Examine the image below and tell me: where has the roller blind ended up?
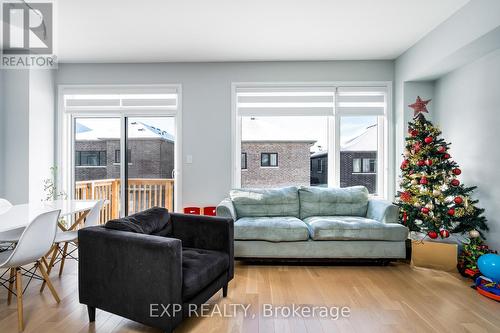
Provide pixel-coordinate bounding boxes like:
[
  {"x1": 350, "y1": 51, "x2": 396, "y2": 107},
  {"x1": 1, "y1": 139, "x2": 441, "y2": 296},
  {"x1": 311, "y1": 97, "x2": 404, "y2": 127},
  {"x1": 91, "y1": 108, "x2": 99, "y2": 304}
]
[
  {"x1": 236, "y1": 86, "x2": 336, "y2": 116},
  {"x1": 236, "y1": 85, "x2": 387, "y2": 116},
  {"x1": 336, "y1": 86, "x2": 387, "y2": 115},
  {"x1": 63, "y1": 86, "x2": 179, "y2": 111}
]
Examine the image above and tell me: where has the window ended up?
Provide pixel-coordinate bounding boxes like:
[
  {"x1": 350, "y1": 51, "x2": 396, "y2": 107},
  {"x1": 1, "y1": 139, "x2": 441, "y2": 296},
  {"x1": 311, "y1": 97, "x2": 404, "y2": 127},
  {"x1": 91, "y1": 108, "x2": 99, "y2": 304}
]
[
  {"x1": 114, "y1": 149, "x2": 132, "y2": 164},
  {"x1": 261, "y1": 153, "x2": 278, "y2": 167},
  {"x1": 353, "y1": 158, "x2": 361, "y2": 173},
  {"x1": 75, "y1": 151, "x2": 106, "y2": 167},
  {"x1": 317, "y1": 159, "x2": 324, "y2": 173},
  {"x1": 234, "y1": 84, "x2": 388, "y2": 196},
  {"x1": 353, "y1": 158, "x2": 376, "y2": 173},
  {"x1": 363, "y1": 158, "x2": 376, "y2": 173},
  {"x1": 241, "y1": 153, "x2": 247, "y2": 170}
]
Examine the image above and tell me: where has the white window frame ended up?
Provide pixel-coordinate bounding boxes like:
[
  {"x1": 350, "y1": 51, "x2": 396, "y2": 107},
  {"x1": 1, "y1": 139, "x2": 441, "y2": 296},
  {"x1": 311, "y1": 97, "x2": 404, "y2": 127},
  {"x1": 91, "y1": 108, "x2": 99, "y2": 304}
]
[
  {"x1": 231, "y1": 81, "x2": 394, "y2": 199},
  {"x1": 57, "y1": 84, "x2": 183, "y2": 214}
]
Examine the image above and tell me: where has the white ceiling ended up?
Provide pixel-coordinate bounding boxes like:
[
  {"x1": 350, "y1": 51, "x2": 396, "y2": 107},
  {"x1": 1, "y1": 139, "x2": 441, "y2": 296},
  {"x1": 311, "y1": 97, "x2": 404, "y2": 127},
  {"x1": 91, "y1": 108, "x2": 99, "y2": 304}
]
[{"x1": 57, "y1": 0, "x2": 470, "y2": 63}]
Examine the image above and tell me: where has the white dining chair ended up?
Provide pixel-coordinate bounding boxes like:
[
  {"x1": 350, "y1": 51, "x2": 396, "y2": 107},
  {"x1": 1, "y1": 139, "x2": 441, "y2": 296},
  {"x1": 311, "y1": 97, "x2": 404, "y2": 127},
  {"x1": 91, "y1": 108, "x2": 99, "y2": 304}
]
[
  {"x1": 0, "y1": 209, "x2": 61, "y2": 332},
  {"x1": 42, "y1": 200, "x2": 105, "y2": 289},
  {"x1": 0, "y1": 198, "x2": 25, "y2": 249}
]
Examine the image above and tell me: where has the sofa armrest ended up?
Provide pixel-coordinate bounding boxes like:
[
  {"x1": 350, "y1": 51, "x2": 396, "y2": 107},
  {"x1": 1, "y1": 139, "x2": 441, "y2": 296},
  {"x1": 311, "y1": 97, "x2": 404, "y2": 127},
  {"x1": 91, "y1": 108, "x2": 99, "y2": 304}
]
[
  {"x1": 78, "y1": 227, "x2": 183, "y2": 330},
  {"x1": 366, "y1": 199, "x2": 400, "y2": 224},
  {"x1": 216, "y1": 198, "x2": 237, "y2": 220},
  {"x1": 170, "y1": 213, "x2": 234, "y2": 279}
]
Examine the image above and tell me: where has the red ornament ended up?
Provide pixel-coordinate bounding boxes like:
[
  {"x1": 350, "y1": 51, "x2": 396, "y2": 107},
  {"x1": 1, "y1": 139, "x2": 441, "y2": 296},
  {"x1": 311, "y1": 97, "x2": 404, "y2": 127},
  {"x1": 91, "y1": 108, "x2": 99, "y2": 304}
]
[
  {"x1": 428, "y1": 231, "x2": 438, "y2": 239},
  {"x1": 421, "y1": 207, "x2": 430, "y2": 214},
  {"x1": 400, "y1": 160, "x2": 409, "y2": 170},
  {"x1": 402, "y1": 212, "x2": 408, "y2": 224},
  {"x1": 400, "y1": 192, "x2": 412, "y2": 202},
  {"x1": 413, "y1": 142, "x2": 422, "y2": 152},
  {"x1": 410, "y1": 130, "x2": 419, "y2": 137},
  {"x1": 454, "y1": 197, "x2": 463, "y2": 205},
  {"x1": 440, "y1": 229, "x2": 450, "y2": 238},
  {"x1": 438, "y1": 146, "x2": 446, "y2": 153},
  {"x1": 425, "y1": 159, "x2": 433, "y2": 166},
  {"x1": 417, "y1": 160, "x2": 425, "y2": 166},
  {"x1": 424, "y1": 136, "x2": 434, "y2": 144},
  {"x1": 447, "y1": 208, "x2": 455, "y2": 216},
  {"x1": 409, "y1": 96, "x2": 431, "y2": 117},
  {"x1": 451, "y1": 179, "x2": 460, "y2": 187},
  {"x1": 420, "y1": 177, "x2": 428, "y2": 185},
  {"x1": 452, "y1": 168, "x2": 462, "y2": 175},
  {"x1": 444, "y1": 153, "x2": 451, "y2": 159}
]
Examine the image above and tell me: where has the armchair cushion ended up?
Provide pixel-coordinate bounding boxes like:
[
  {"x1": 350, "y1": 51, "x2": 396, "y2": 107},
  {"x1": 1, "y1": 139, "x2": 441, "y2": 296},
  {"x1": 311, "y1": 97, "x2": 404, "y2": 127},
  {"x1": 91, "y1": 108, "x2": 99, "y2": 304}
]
[
  {"x1": 105, "y1": 207, "x2": 171, "y2": 235},
  {"x1": 182, "y1": 247, "x2": 229, "y2": 301}
]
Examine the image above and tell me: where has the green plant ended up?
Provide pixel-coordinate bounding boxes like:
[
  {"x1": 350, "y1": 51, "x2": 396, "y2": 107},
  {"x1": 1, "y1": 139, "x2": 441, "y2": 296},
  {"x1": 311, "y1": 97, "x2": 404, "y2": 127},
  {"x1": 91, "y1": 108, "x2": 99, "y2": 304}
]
[{"x1": 42, "y1": 166, "x2": 67, "y2": 201}]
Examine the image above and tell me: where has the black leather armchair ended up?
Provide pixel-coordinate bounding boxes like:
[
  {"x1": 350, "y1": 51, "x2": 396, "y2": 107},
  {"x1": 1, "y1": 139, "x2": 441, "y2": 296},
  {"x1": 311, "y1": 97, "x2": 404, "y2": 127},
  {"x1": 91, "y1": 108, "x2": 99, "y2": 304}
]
[{"x1": 78, "y1": 212, "x2": 234, "y2": 333}]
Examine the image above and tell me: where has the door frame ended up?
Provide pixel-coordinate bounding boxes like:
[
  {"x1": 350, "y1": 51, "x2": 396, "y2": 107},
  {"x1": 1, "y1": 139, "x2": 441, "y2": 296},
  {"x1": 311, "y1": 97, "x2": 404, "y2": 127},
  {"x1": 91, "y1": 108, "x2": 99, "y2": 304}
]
[{"x1": 57, "y1": 84, "x2": 183, "y2": 215}]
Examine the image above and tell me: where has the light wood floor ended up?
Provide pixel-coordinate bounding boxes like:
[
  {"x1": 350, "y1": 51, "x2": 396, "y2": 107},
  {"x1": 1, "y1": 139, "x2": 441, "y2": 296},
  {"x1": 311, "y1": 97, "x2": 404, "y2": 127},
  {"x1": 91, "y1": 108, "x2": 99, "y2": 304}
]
[{"x1": 0, "y1": 260, "x2": 499, "y2": 333}]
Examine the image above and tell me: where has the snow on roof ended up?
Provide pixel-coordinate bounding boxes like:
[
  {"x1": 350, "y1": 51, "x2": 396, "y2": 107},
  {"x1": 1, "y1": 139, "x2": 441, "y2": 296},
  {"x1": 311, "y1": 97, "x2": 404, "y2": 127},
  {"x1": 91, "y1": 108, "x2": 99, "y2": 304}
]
[
  {"x1": 76, "y1": 121, "x2": 174, "y2": 142},
  {"x1": 341, "y1": 124, "x2": 377, "y2": 151}
]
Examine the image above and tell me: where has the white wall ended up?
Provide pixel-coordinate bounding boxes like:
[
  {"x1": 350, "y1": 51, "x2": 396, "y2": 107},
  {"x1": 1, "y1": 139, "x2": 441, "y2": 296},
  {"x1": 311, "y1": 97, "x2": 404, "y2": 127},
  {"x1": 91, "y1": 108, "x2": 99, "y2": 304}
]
[
  {"x1": 29, "y1": 70, "x2": 56, "y2": 203},
  {"x1": 0, "y1": 69, "x2": 4, "y2": 197},
  {"x1": 434, "y1": 49, "x2": 500, "y2": 250},
  {"x1": 2, "y1": 70, "x2": 30, "y2": 204},
  {"x1": 0, "y1": 69, "x2": 55, "y2": 204},
  {"x1": 56, "y1": 61, "x2": 394, "y2": 207},
  {"x1": 395, "y1": 0, "x2": 500, "y2": 173}
]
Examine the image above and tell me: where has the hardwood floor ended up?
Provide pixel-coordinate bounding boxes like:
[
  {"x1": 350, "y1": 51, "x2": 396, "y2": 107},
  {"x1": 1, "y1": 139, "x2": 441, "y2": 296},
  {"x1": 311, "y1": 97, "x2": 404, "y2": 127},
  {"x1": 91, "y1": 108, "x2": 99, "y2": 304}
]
[{"x1": 0, "y1": 260, "x2": 499, "y2": 333}]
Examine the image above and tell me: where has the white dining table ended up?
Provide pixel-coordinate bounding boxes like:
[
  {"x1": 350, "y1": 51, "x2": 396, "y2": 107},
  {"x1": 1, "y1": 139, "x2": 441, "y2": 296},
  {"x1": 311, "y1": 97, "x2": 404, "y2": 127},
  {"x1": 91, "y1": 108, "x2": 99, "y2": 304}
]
[{"x1": 0, "y1": 199, "x2": 99, "y2": 233}]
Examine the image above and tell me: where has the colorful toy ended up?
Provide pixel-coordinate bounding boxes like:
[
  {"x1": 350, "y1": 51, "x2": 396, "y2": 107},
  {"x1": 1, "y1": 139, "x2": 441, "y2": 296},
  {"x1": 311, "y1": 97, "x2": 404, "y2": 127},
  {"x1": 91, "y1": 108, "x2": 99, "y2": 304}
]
[
  {"x1": 477, "y1": 254, "x2": 500, "y2": 282},
  {"x1": 475, "y1": 276, "x2": 500, "y2": 302}
]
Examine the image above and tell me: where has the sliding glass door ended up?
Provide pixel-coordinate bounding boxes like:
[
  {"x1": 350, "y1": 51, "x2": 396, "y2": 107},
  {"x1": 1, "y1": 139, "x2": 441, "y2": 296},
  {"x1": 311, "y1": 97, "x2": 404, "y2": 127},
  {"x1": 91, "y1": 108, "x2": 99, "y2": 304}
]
[
  {"x1": 126, "y1": 117, "x2": 175, "y2": 215},
  {"x1": 74, "y1": 117, "x2": 122, "y2": 222},
  {"x1": 62, "y1": 85, "x2": 181, "y2": 219}
]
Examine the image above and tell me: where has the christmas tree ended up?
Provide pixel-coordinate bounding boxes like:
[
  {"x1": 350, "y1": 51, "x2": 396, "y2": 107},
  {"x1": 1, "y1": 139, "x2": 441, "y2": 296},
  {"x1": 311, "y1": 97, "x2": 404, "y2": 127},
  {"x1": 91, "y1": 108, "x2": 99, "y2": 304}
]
[{"x1": 396, "y1": 97, "x2": 488, "y2": 240}]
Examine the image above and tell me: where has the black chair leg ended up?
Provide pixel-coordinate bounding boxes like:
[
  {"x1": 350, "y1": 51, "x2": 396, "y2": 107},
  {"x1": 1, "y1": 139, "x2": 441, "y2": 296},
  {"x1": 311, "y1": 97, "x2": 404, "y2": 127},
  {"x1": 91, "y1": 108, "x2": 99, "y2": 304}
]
[
  {"x1": 88, "y1": 306, "x2": 96, "y2": 322},
  {"x1": 222, "y1": 283, "x2": 228, "y2": 297}
]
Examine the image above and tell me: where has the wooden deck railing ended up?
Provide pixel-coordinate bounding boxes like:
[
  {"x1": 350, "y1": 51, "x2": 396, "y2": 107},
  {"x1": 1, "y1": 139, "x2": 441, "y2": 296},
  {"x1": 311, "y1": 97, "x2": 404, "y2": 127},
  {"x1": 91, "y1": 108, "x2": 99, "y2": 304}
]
[{"x1": 75, "y1": 178, "x2": 174, "y2": 223}]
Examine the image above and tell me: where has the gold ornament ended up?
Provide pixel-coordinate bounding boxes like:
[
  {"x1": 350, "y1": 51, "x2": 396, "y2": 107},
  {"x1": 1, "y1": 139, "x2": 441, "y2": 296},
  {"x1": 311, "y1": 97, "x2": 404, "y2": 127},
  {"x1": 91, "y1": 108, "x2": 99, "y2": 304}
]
[
  {"x1": 425, "y1": 203, "x2": 434, "y2": 210},
  {"x1": 469, "y1": 230, "x2": 480, "y2": 238},
  {"x1": 411, "y1": 179, "x2": 418, "y2": 185},
  {"x1": 432, "y1": 189, "x2": 441, "y2": 197}
]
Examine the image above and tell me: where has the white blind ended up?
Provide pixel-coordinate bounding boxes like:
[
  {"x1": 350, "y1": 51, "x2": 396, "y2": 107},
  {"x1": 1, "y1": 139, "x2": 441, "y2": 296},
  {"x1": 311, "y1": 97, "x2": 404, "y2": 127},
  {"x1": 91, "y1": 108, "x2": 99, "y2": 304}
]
[
  {"x1": 63, "y1": 87, "x2": 179, "y2": 111},
  {"x1": 236, "y1": 86, "x2": 335, "y2": 116},
  {"x1": 336, "y1": 86, "x2": 386, "y2": 115}
]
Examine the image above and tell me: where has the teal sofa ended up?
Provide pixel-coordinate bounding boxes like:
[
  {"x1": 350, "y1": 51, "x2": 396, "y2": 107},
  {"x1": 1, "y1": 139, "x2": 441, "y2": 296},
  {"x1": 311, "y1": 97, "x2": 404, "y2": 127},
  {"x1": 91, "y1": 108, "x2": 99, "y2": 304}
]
[{"x1": 216, "y1": 186, "x2": 408, "y2": 260}]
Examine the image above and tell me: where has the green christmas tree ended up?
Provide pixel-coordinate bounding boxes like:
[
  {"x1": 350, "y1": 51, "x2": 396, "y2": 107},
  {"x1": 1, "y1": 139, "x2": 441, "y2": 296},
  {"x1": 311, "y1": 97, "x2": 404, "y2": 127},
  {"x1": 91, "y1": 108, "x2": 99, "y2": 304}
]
[{"x1": 396, "y1": 97, "x2": 488, "y2": 240}]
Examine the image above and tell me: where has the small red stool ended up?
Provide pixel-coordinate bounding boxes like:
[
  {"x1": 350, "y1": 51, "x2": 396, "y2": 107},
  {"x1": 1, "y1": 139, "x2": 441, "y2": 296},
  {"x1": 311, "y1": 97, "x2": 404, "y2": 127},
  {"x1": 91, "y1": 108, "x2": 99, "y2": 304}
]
[
  {"x1": 203, "y1": 206, "x2": 217, "y2": 216},
  {"x1": 183, "y1": 207, "x2": 201, "y2": 215}
]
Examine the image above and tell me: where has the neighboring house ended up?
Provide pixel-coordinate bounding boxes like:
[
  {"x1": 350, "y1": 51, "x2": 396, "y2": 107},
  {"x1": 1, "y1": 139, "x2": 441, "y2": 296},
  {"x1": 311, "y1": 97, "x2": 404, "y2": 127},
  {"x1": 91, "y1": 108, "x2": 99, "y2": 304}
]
[
  {"x1": 310, "y1": 124, "x2": 378, "y2": 193},
  {"x1": 75, "y1": 122, "x2": 174, "y2": 182},
  {"x1": 241, "y1": 140, "x2": 315, "y2": 188}
]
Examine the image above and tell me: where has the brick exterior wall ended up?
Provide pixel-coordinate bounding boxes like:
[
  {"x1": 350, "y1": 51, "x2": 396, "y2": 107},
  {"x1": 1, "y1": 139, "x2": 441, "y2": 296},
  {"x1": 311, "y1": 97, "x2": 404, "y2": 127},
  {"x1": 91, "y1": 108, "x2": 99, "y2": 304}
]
[
  {"x1": 241, "y1": 141, "x2": 313, "y2": 188},
  {"x1": 310, "y1": 151, "x2": 377, "y2": 193},
  {"x1": 339, "y1": 151, "x2": 377, "y2": 193},
  {"x1": 75, "y1": 139, "x2": 174, "y2": 181}
]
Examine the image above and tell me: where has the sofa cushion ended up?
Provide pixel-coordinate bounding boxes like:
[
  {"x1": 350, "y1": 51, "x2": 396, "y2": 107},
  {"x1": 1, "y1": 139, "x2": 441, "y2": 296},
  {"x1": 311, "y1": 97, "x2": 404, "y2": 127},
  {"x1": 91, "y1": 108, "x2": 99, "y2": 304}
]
[
  {"x1": 234, "y1": 216, "x2": 309, "y2": 242},
  {"x1": 299, "y1": 186, "x2": 369, "y2": 219},
  {"x1": 182, "y1": 247, "x2": 229, "y2": 301},
  {"x1": 230, "y1": 187, "x2": 300, "y2": 218},
  {"x1": 303, "y1": 216, "x2": 408, "y2": 241}
]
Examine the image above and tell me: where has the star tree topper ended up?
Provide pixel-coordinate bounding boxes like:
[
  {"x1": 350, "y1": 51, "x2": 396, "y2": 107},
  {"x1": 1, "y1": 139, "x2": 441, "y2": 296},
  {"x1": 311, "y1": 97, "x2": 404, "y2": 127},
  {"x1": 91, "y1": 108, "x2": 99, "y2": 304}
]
[{"x1": 409, "y1": 96, "x2": 431, "y2": 117}]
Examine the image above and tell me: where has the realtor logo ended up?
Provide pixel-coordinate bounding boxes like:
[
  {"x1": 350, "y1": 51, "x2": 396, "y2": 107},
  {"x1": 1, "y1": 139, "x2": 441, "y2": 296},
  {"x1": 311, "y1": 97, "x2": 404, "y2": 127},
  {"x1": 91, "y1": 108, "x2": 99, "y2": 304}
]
[{"x1": 1, "y1": 1, "x2": 56, "y2": 68}]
